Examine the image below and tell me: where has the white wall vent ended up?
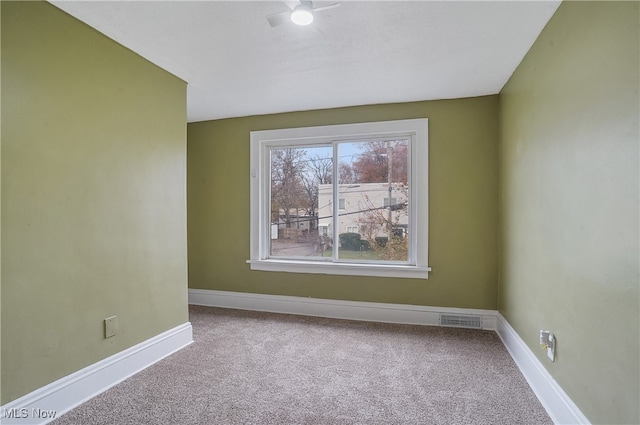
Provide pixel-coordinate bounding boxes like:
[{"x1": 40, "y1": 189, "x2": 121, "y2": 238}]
[{"x1": 439, "y1": 314, "x2": 482, "y2": 329}]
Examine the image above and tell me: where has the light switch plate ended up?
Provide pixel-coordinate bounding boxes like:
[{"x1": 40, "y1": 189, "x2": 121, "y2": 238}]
[{"x1": 104, "y1": 316, "x2": 118, "y2": 338}]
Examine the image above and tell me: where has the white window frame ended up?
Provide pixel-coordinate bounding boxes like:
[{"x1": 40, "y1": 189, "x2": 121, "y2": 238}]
[{"x1": 248, "y1": 119, "x2": 430, "y2": 279}]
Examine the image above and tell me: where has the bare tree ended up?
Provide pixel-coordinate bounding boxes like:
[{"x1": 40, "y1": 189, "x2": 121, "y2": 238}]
[
  {"x1": 271, "y1": 148, "x2": 307, "y2": 229},
  {"x1": 338, "y1": 162, "x2": 356, "y2": 184},
  {"x1": 300, "y1": 155, "x2": 333, "y2": 230},
  {"x1": 352, "y1": 140, "x2": 408, "y2": 184},
  {"x1": 308, "y1": 155, "x2": 333, "y2": 185}
]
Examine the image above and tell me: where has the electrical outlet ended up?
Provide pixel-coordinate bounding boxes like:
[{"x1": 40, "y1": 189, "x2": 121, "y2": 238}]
[
  {"x1": 104, "y1": 316, "x2": 118, "y2": 339},
  {"x1": 539, "y1": 330, "x2": 555, "y2": 362}
]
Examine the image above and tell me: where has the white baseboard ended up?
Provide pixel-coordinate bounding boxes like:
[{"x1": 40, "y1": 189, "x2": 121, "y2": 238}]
[
  {"x1": 188, "y1": 288, "x2": 498, "y2": 330},
  {"x1": 496, "y1": 313, "x2": 590, "y2": 425},
  {"x1": 0, "y1": 322, "x2": 193, "y2": 425}
]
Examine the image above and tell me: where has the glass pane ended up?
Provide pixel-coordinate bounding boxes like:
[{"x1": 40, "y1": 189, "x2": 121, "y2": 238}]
[
  {"x1": 269, "y1": 145, "x2": 333, "y2": 259},
  {"x1": 336, "y1": 139, "x2": 409, "y2": 262}
]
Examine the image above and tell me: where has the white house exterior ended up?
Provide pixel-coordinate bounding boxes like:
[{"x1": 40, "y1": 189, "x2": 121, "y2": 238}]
[{"x1": 317, "y1": 183, "x2": 408, "y2": 241}]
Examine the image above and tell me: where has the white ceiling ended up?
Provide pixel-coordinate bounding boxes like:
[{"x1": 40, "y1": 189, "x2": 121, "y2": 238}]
[{"x1": 50, "y1": 1, "x2": 561, "y2": 123}]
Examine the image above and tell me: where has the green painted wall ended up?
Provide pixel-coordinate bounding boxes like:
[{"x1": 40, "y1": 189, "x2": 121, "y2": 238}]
[
  {"x1": 188, "y1": 96, "x2": 499, "y2": 309},
  {"x1": 499, "y1": 2, "x2": 639, "y2": 424},
  {"x1": 1, "y1": 2, "x2": 188, "y2": 404}
]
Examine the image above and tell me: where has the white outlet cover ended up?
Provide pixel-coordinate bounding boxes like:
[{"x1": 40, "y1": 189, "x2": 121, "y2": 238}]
[
  {"x1": 546, "y1": 334, "x2": 555, "y2": 361},
  {"x1": 105, "y1": 316, "x2": 118, "y2": 338}
]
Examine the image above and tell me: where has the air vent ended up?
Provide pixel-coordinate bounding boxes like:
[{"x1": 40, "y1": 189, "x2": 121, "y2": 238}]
[{"x1": 439, "y1": 314, "x2": 482, "y2": 329}]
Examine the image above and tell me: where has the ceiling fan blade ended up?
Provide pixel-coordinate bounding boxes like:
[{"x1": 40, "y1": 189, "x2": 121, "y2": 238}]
[
  {"x1": 266, "y1": 10, "x2": 292, "y2": 27},
  {"x1": 311, "y1": 3, "x2": 341, "y2": 13},
  {"x1": 283, "y1": 0, "x2": 302, "y2": 11}
]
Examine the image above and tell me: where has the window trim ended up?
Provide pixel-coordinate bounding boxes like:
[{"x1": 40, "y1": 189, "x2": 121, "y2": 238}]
[{"x1": 248, "y1": 119, "x2": 430, "y2": 279}]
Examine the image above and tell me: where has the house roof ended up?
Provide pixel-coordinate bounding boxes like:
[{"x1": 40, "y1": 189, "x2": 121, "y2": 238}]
[{"x1": 50, "y1": 1, "x2": 561, "y2": 123}]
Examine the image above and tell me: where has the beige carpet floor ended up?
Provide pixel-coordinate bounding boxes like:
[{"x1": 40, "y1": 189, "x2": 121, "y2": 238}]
[{"x1": 51, "y1": 305, "x2": 553, "y2": 425}]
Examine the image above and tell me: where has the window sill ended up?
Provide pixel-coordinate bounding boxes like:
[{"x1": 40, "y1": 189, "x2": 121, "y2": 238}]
[{"x1": 246, "y1": 259, "x2": 431, "y2": 279}]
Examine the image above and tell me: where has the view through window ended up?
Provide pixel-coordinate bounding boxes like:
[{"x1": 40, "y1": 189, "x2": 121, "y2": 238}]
[{"x1": 269, "y1": 138, "x2": 410, "y2": 263}]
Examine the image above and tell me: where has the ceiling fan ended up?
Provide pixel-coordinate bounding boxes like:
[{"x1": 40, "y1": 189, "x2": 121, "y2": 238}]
[{"x1": 267, "y1": 0, "x2": 341, "y2": 27}]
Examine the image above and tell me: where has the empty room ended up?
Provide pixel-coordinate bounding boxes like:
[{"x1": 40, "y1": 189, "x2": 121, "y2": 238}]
[{"x1": 1, "y1": 1, "x2": 638, "y2": 424}]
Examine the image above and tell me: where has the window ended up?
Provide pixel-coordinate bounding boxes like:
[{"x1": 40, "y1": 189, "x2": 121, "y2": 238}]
[
  {"x1": 249, "y1": 119, "x2": 430, "y2": 279},
  {"x1": 383, "y1": 197, "x2": 397, "y2": 207}
]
